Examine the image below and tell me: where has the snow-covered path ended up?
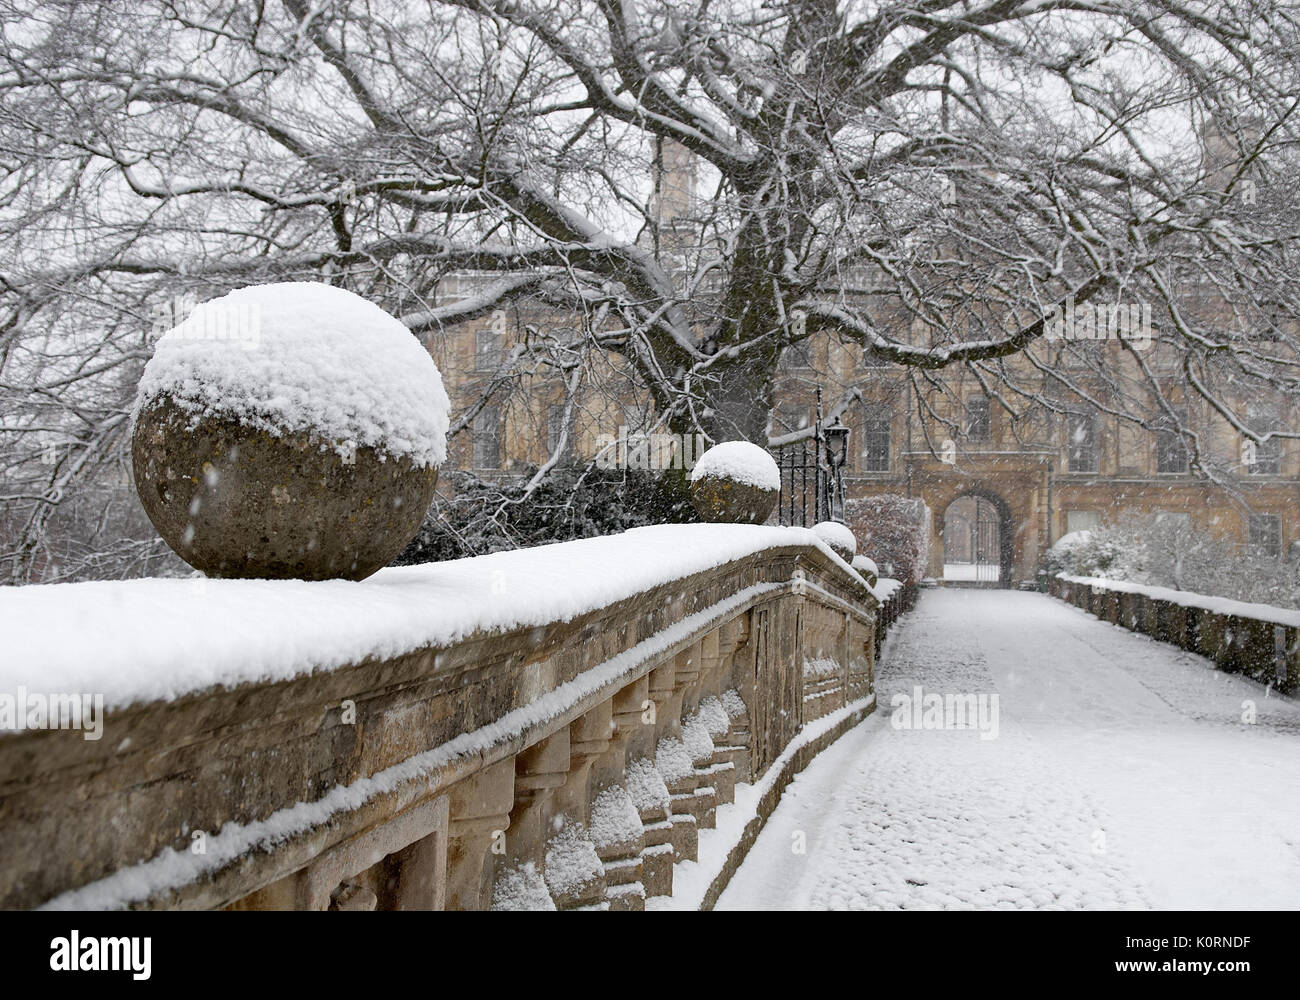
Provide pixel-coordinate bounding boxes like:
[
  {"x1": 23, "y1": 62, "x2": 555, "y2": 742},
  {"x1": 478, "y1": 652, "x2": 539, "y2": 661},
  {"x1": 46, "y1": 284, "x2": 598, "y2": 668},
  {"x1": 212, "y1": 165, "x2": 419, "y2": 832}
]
[{"x1": 716, "y1": 589, "x2": 1300, "y2": 910}]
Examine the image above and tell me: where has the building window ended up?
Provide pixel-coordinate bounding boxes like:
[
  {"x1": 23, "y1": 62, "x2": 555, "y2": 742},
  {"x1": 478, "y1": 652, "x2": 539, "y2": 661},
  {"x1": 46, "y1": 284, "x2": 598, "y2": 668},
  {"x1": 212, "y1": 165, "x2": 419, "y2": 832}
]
[
  {"x1": 439, "y1": 272, "x2": 468, "y2": 303},
  {"x1": 1248, "y1": 436, "x2": 1282, "y2": 475},
  {"x1": 1067, "y1": 412, "x2": 1098, "y2": 472},
  {"x1": 1065, "y1": 510, "x2": 1101, "y2": 534},
  {"x1": 1247, "y1": 405, "x2": 1282, "y2": 475},
  {"x1": 1248, "y1": 514, "x2": 1282, "y2": 557},
  {"x1": 861, "y1": 404, "x2": 891, "y2": 472},
  {"x1": 844, "y1": 264, "x2": 874, "y2": 290},
  {"x1": 547, "y1": 404, "x2": 571, "y2": 460},
  {"x1": 475, "y1": 327, "x2": 502, "y2": 371},
  {"x1": 1155, "y1": 409, "x2": 1189, "y2": 474},
  {"x1": 965, "y1": 398, "x2": 991, "y2": 442},
  {"x1": 473, "y1": 406, "x2": 500, "y2": 469}
]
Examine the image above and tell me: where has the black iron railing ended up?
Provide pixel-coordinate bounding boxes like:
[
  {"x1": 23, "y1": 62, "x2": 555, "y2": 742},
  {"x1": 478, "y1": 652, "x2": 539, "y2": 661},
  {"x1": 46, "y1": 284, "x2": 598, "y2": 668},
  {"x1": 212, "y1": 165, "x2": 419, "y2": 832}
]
[{"x1": 772, "y1": 389, "x2": 848, "y2": 527}]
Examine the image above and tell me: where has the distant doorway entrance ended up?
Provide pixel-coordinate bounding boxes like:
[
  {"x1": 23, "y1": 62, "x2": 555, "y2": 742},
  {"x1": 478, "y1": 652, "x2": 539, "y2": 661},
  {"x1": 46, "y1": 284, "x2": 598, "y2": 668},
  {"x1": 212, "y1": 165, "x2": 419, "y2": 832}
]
[{"x1": 943, "y1": 495, "x2": 1003, "y2": 583}]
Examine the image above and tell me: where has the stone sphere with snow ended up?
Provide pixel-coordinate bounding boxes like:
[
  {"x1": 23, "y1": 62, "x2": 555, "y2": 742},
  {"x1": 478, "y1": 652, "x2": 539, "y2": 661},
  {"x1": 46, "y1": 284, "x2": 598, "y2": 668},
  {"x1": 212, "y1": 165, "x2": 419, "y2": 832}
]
[
  {"x1": 132, "y1": 282, "x2": 449, "y2": 581},
  {"x1": 688, "y1": 441, "x2": 780, "y2": 524},
  {"x1": 852, "y1": 554, "x2": 879, "y2": 587},
  {"x1": 813, "y1": 520, "x2": 857, "y2": 561}
]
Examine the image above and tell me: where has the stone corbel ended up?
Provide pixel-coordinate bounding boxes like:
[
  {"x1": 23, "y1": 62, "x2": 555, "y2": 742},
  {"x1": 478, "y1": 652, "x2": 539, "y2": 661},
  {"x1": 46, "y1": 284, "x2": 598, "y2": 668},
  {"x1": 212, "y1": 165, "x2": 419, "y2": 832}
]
[
  {"x1": 505, "y1": 729, "x2": 571, "y2": 877},
  {"x1": 446, "y1": 758, "x2": 515, "y2": 911},
  {"x1": 292, "y1": 794, "x2": 449, "y2": 911}
]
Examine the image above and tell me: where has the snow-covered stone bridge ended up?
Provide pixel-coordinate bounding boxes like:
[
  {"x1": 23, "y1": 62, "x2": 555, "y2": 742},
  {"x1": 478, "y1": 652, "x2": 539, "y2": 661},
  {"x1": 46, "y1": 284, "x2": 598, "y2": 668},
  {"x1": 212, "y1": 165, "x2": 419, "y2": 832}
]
[
  {"x1": 712, "y1": 588, "x2": 1300, "y2": 910},
  {"x1": 0, "y1": 523, "x2": 905, "y2": 911}
]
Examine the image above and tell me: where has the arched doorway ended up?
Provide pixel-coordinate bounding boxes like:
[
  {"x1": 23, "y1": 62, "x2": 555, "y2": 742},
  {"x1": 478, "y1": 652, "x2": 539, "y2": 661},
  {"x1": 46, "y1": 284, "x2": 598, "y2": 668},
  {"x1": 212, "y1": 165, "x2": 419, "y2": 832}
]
[{"x1": 941, "y1": 491, "x2": 1014, "y2": 586}]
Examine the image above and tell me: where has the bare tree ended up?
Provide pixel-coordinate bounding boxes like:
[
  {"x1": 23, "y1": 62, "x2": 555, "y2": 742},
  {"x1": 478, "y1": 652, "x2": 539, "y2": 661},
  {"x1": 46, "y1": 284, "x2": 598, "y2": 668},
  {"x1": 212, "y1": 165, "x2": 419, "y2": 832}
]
[{"x1": 3, "y1": 0, "x2": 1300, "y2": 581}]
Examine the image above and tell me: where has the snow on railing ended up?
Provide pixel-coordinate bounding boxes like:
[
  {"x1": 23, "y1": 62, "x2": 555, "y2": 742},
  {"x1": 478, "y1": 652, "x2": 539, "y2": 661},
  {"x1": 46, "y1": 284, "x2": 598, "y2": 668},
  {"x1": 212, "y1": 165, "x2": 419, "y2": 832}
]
[
  {"x1": 1057, "y1": 574, "x2": 1300, "y2": 629},
  {"x1": 1051, "y1": 574, "x2": 1298, "y2": 694},
  {"x1": 1, "y1": 523, "x2": 870, "y2": 715},
  {"x1": 0, "y1": 522, "x2": 890, "y2": 912}
]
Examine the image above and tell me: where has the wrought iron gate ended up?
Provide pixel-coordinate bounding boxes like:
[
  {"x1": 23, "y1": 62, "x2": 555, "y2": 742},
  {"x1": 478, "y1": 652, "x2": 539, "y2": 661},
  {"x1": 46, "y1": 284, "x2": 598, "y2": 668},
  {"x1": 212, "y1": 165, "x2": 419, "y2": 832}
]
[
  {"x1": 772, "y1": 391, "x2": 847, "y2": 527},
  {"x1": 972, "y1": 498, "x2": 1001, "y2": 582}
]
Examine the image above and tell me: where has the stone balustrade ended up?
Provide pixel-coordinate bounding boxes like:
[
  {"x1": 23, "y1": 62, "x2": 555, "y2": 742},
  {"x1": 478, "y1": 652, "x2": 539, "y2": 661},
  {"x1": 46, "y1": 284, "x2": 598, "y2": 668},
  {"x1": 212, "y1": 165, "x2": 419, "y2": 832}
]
[
  {"x1": 1050, "y1": 575, "x2": 1299, "y2": 695},
  {"x1": 0, "y1": 524, "x2": 908, "y2": 911}
]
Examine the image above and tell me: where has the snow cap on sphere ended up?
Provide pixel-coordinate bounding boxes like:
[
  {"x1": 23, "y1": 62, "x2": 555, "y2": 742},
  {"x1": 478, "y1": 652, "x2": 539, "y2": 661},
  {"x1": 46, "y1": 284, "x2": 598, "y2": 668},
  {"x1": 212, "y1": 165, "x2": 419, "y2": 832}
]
[
  {"x1": 690, "y1": 440, "x2": 780, "y2": 491},
  {"x1": 134, "y1": 282, "x2": 450, "y2": 468},
  {"x1": 813, "y1": 520, "x2": 857, "y2": 556},
  {"x1": 852, "y1": 554, "x2": 878, "y2": 576}
]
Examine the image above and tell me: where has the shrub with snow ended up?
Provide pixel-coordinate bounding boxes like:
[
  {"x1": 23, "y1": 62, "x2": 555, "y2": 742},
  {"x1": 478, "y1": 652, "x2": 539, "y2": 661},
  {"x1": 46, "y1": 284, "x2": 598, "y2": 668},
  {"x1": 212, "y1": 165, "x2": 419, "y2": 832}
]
[
  {"x1": 1044, "y1": 529, "x2": 1127, "y2": 579},
  {"x1": 681, "y1": 716, "x2": 717, "y2": 764},
  {"x1": 720, "y1": 689, "x2": 747, "y2": 721},
  {"x1": 135, "y1": 282, "x2": 449, "y2": 467},
  {"x1": 396, "y1": 465, "x2": 695, "y2": 564},
  {"x1": 697, "y1": 696, "x2": 731, "y2": 739},
  {"x1": 543, "y1": 822, "x2": 605, "y2": 904},
  {"x1": 844, "y1": 495, "x2": 930, "y2": 584},
  {"x1": 1049, "y1": 512, "x2": 1300, "y2": 610}
]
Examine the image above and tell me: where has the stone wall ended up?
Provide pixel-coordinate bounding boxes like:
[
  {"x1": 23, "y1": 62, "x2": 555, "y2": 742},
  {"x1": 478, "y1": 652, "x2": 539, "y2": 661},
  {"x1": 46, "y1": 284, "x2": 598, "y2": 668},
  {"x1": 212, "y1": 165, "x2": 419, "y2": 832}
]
[
  {"x1": 0, "y1": 535, "x2": 900, "y2": 911},
  {"x1": 1050, "y1": 576, "x2": 1298, "y2": 695}
]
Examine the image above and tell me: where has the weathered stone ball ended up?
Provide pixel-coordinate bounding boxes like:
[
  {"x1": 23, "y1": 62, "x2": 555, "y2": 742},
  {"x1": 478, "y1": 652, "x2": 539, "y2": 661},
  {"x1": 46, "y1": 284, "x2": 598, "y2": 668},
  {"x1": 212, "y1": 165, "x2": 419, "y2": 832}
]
[
  {"x1": 689, "y1": 441, "x2": 780, "y2": 524},
  {"x1": 852, "y1": 554, "x2": 879, "y2": 588},
  {"x1": 132, "y1": 282, "x2": 449, "y2": 581},
  {"x1": 813, "y1": 520, "x2": 857, "y2": 562},
  {"x1": 133, "y1": 396, "x2": 438, "y2": 580}
]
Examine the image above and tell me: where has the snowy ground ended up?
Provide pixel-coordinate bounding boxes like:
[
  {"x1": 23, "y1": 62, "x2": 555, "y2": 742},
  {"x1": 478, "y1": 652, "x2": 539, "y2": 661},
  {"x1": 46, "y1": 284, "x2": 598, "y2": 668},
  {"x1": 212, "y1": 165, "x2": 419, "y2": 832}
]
[{"x1": 716, "y1": 589, "x2": 1300, "y2": 910}]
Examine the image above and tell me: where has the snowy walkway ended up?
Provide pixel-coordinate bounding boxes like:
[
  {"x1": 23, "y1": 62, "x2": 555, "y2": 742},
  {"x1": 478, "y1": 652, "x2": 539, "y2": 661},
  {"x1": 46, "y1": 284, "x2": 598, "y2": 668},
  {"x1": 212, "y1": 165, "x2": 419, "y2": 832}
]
[{"x1": 716, "y1": 589, "x2": 1300, "y2": 910}]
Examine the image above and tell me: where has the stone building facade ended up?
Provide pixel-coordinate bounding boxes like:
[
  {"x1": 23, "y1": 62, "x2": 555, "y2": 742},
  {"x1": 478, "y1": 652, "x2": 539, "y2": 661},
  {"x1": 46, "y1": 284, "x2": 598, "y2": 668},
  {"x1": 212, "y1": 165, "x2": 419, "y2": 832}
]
[{"x1": 423, "y1": 134, "x2": 1298, "y2": 586}]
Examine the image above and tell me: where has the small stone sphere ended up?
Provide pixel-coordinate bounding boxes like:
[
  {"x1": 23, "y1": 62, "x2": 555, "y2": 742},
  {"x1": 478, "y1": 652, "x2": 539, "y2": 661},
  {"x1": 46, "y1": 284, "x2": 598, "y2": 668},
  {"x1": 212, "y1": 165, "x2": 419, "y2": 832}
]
[
  {"x1": 688, "y1": 440, "x2": 781, "y2": 524},
  {"x1": 852, "y1": 555, "x2": 879, "y2": 588},
  {"x1": 813, "y1": 520, "x2": 858, "y2": 562},
  {"x1": 689, "y1": 475, "x2": 779, "y2": 524},
  {"x1": 133, "y1": 395, "x2": 437, "y2": 581}
]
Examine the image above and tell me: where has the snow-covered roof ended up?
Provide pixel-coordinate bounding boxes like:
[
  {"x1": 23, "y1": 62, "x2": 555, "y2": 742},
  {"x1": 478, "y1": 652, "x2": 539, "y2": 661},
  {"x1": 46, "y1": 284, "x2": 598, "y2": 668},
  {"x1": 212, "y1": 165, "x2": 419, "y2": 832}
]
[
  {"x1": 134, "y1": 282, "x2": 450, "y2": 468},
  {"x1": 0, "y1": 524, "x2": 868, "y2": 719}
]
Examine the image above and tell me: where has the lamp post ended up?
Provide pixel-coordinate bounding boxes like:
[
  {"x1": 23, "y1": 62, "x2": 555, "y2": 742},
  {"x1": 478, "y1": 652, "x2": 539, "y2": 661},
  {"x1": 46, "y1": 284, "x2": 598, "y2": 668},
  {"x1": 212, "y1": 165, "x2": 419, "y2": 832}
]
[{"x1": 823, "y1": 418, "x2": 850, "y2": 522}]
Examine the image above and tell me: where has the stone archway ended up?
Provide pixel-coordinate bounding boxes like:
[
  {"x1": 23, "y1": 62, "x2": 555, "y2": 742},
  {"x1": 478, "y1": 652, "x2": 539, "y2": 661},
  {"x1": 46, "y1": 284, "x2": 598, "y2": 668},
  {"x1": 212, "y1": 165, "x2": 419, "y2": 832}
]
[{"x1": 937, "y1": 488, "x2": 1016, "y2": 587}]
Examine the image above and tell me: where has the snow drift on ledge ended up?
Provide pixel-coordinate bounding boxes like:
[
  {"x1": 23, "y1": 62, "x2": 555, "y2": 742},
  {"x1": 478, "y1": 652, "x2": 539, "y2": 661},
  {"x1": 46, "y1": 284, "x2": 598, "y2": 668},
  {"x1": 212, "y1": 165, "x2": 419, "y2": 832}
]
[
  {"x1": 1059, "y1": 574, "x2": 1300, "y2": 628},
  {"x1": 134, "y1": 282, "x2": 450, "y2": 468},
  {"x1": 0, "y1": 524, "x2": 879, "y2": 720}
]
